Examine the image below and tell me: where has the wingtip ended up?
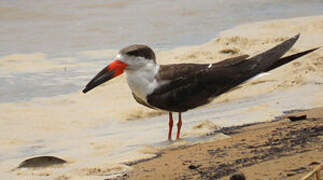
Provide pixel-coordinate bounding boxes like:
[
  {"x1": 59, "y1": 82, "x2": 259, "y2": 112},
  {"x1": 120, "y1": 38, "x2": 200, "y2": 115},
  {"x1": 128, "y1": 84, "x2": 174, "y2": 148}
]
[
  {"x1": 307, "y1": 47, "x2": 320, "y2": 53},
  {"x1": 293, "y1": 33, "x2": 300, "y2": 40},
  {"x1": 314, "y1": 46, "x2": 321, "y2": 51}
]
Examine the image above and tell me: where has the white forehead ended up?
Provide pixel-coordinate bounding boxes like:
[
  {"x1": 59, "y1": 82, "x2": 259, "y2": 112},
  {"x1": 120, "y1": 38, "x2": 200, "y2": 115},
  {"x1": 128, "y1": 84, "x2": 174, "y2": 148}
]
[{"x1": 115, "y1": 54, "x2": 123, "y2": 60}]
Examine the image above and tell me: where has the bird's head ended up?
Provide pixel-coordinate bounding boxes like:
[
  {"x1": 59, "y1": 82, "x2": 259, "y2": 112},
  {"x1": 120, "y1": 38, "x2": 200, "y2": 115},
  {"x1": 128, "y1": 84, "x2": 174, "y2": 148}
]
[{"x1": 82, "y1": 44, "x2": 156, "y2": 93}]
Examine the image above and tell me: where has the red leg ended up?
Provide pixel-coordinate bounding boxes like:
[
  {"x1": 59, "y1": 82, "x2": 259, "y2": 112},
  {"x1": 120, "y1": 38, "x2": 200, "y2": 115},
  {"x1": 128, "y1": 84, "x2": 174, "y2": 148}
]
[
  {"x1": 168, "y1": 112, "x2": 173, "y2": 141},
  {"x1": 176, "y1": 112, "x2": 182, "y2": 140}
]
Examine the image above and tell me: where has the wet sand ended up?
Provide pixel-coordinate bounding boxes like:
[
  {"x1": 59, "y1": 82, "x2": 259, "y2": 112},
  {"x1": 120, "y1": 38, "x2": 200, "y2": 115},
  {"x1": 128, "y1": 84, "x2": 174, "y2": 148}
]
[
  {"x1": 125, "y1": 108, "x2": 323, "y2": 180},
  {"x1": 0, "y1": 15, "x2": 323, "y2": 179}
]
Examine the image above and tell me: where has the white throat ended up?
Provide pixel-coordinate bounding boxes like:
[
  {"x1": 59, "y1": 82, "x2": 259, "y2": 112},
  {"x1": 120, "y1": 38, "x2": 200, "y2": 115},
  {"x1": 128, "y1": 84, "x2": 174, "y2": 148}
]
[{"x1": 125, "y1": 60, "x2": 160, "y2": 102}]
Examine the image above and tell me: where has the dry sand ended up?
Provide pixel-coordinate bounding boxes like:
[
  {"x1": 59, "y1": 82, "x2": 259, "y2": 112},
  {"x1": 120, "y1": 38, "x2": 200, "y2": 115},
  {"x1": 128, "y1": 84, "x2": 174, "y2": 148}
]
[{"x1": 0, "y1": 15, "x2": 323, "y2": 179}]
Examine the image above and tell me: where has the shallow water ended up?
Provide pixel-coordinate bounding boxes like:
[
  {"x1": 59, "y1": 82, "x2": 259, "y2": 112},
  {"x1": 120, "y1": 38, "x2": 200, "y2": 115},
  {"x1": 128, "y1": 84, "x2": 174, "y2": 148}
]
[
  {"x1": 1, "y1": 0, "x2": 323, "y2": 56},
  {"x1": 1, "y1": 0, "x2": 323, "y2": 102}
]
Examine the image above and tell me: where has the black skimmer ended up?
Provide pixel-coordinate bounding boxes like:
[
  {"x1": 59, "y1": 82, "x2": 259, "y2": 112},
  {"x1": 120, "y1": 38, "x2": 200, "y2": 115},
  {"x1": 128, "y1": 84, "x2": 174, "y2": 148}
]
[{"x1": 83, "y1": 34, "x2": 318, "y2": 141}]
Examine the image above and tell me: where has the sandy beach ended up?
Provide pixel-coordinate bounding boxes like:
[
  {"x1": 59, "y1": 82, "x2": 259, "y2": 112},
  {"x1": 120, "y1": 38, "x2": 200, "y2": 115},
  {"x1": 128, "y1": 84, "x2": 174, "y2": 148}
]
[
  {"x1": 125, "y1": 108, "x2": 323, "y2": 180},
  {"x1": 0, "y1": 15, "x2": 322, "y2": 179}
]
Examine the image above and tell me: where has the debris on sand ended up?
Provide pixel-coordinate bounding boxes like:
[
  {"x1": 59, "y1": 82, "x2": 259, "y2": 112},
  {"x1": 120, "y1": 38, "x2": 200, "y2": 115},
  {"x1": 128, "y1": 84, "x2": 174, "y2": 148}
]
[{"x1": 18, "y1": 156, "x2": 66, "y2": 168}]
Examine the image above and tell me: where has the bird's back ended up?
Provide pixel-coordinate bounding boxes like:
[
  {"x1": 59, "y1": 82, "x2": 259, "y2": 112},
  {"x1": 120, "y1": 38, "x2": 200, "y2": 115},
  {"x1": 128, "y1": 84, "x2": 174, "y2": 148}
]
[{"x1": 146, "y1": 34, "x2": 316, "y2": 112}]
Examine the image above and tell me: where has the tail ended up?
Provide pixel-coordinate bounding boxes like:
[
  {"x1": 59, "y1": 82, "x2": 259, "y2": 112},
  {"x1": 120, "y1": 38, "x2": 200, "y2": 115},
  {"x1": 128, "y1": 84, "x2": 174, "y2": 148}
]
[
  {"x1": 204, "y1": 34, "x2": 318, "y2": 100},
  {"x1": 245, "y1": 47, "x2": 319, "y2": 82},
  {"x1": 265, "y1": 47, "x2": 319, "y2": 72},
  {"x1": 246, "y1": 34, "x2": 319, "y2": 76}
]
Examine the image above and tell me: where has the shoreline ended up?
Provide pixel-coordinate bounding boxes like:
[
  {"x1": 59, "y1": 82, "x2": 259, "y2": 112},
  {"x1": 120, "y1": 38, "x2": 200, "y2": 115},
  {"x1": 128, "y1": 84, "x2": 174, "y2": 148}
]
[{"x1": 124, "y1": 107, "x2": 323, "y2": 180}]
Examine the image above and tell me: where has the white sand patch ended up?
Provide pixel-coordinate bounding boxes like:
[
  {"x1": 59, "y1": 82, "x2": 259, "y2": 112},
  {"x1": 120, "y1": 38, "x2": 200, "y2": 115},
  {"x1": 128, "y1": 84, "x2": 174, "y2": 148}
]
[
  {"x1": 183, "y1": 120, "x2": 220, "y2": 137},
  {"x1": 0, "y1": 53, "x2": 95, "y2": 73}
]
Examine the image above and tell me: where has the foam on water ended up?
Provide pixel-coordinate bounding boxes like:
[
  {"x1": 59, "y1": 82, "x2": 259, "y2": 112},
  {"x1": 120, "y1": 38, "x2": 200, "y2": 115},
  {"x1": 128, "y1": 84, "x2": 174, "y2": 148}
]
[{"x1": 0, "y1": 49, "x2": 117, "y2": 102}]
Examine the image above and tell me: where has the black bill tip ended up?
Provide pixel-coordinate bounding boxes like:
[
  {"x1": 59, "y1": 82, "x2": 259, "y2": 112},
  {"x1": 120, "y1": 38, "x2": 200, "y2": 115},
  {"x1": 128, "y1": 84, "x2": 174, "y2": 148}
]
[
  {"x1": 82, "y1": 65, "x2": 115, "y2": 94},
  {"x1": 82, "y1": 88, "x2": 90, "y2": 94},
  {"x1": 82, "y1": 84, "x2": 96, "y2": 94}
]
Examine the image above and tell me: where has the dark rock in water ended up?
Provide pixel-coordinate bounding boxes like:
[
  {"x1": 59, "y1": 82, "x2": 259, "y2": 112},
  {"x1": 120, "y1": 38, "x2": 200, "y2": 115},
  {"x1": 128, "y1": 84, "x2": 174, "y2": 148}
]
[
  {"x1": 18, "y1": 156, "x2": 66, "y2": 168},
  {"x1": 230, "y1": 173, "x2": 246, "y2": 180}
]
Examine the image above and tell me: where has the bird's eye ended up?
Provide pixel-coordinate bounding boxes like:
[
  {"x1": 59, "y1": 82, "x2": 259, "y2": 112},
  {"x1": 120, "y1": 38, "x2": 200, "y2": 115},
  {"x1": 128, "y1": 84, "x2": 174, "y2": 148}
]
[{"x1": 127, "y1": 50, "x2": 139, "y2": 56}]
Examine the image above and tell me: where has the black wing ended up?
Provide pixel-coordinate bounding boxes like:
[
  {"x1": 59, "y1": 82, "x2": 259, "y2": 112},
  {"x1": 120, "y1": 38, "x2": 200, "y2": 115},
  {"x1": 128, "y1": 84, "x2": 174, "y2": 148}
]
[
  {"x1": 147, "y1": 61, "x2": 250, "y2": 112},
  {"x1": 147, "y1": 34, "x2": 317, "y2": 112}
]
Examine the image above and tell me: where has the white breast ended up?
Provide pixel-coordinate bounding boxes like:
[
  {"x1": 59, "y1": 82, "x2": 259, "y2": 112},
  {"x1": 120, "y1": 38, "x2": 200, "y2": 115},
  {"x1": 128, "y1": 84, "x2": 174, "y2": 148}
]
[{"x1": 125, "y1": 62, "x2": 161, "y2": 102}]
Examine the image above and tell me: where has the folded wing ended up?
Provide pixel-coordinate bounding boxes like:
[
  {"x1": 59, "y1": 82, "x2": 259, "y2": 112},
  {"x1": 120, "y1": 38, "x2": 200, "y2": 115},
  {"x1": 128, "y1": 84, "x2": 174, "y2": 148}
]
[{"x1": 147, "y1": 34, "x2": 318, "y2": 112}]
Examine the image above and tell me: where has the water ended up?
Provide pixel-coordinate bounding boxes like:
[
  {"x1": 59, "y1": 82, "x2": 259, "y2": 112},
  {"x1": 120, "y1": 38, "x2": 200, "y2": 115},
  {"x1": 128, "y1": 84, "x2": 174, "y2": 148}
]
[
  {"x1": 1, "y1": 0, "x2": 323, "y2": 102},
  {"x1": 1, "y1": 0, "x2": 323, "y2": 56}
]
